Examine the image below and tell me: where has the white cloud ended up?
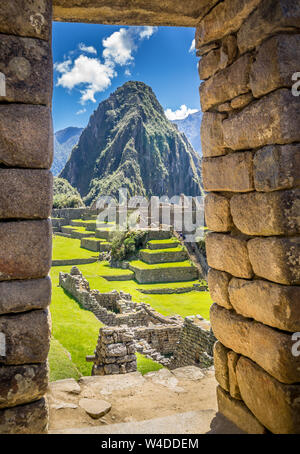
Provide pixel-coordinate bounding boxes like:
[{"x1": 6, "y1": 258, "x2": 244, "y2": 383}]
[
  {"x1": 76, "y1": 108, "x2": 86, "y2": 115},
  {"x1": 124, "y1": 68, "x2": 131, "y2": 77},
  {"x1": 56, "y1": 54, "x2": 116, "y2": 104},
  {"x1": 102, "y1": 28, "x2": 136, "y2": 66},
  {"x1": 139, "y1": 26, "x2": 158, "y2": 40},
  {"x1": 165, "y1": 105, "x2": 199, "y2": 121},
  {"x1": 54, "y1": 26, "x2": 158, "y2": 104},
  {"x1": 189, "y1": 39, "x2": 195, "y2": 53},
  {"x1": 78, "y1": 43, "x2": 97, "y2": 54}
]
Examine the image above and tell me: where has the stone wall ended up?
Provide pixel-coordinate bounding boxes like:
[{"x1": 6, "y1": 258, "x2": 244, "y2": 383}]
[
  {"x1": 0, "y1": 1, "x2": 52, "y2": 434},
  {"x1": 91, "y1": 327, "x2": 137, "y2": 376},
  {"x1": 196, "y1": 0, "x2": 300, "y2": 434},
  {"x1": 170, "y1": 316, "x2": 215, "y2": 369}
]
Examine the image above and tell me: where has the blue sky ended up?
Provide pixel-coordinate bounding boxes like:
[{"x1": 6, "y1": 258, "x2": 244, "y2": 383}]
[{"x1": 52, "y1": 23, "x2": 200, "y2": 132}]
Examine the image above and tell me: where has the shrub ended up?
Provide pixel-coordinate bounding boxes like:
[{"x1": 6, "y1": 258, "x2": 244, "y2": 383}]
[
  {"x1": 53, "y1": 177, "x2": 85, "y2": 208},
  {"x1": 111, "y1": 230, "x2": 147, "y2": 262}
]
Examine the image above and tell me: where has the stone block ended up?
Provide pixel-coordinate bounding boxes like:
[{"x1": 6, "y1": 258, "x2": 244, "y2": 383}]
[
  {"x1": 230, "y1": 92, "x2": 253, "y2": 110},
  {"x1": 200, "y1": 112, "x2": 226, "y2": 158},
  {"x1": 0, "y1": 220, "x2": 52, "y2": 281},
  {"x1": 205, "y1": 193, "x2": 232, "y2": 232},
  {"x1": 219, "y1": 35, "x2": 238, "y2": 70},
  {"x1": 210, "y1": 303, "x2": 300, "y2": 384},
  {"x1": 0, "y1": 169, "x2": 53, "y2": 219},
  {"x1": 236, "y1": 357, "x2": 300, "y2": 434},
  {"x1": 207, "y1": 268, "x2": 232, "y2": 310},
  {"x1": 213, "y1": 341, "x2": 229, "y2": 392},
  {"x1": 0, "y1": 309, "x2": 51, "y2": 365},
  {"x1": 0, "y1": 0, "x2": 51, "y2": 40},
  {"x1": 0, "y1": 397, "x2": 48, "y2": 434},
  {"x1": 195, "y1": 0, "x2": 261, "y2": 48},
  {"x1": 202, "y1": 152, "x2": 254, "y2": 193},
  {"x1": 227, "y1": 350, "x2": 241, "y2": 400},
  {"x1": 250, "y1": 34, "x2": 300, "y2": 98},
  {"x1": 238, "y1": 0, "x2": 300, "y2": 54},
  {"x1": 217, "y1": 386, "x2": 266, "y2": 434},
  {"x1": 223, "y1": 89, "x2": 300, "y2": 151},
  {"x1": 206, "y1": 233, "x2": 253, "y2": 279},
  {"x1": 248, "y1": 237, "x2": 300, "y2": 285},
  {"x1": 0, "y1": 104, "x2": 53, "y2": 169},
  {"x1": 230, "y1": 189, "x2": 300, "y2": 236},
  {"x1": 0, "y1": 276, "x2": 51, "y2": 315},
  {"x1": 253, "y1": 144, "x2": 300, "y2": 192},
  {"x1": 0, "y1": 362, "x2": 48, "y2": 409},
  {"x1": 228, "y1": 278, "x2": 300, "y2": 332},
  {"x1": 199, "y1": 54, "x2": 252, "y2": 111},
  {"x1": 0, "y1": 34, "x2": 52, "y2": 105}
]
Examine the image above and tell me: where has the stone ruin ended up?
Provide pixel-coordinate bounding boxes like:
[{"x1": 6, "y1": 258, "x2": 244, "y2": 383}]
[
  {"x1": 60, "y1": 266, "x2": 216, "y2": 372},
  {"x1": 0, "y1": 0, "x2": 299, "y2": 434}
]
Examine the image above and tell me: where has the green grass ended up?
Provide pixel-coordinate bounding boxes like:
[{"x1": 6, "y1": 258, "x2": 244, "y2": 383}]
[
  {"x1": 129, "y1": 260, "x2": 194, "y2": 270},
  {"x1": 50, "y1": 265, "x2": 103, "y2": 376},
  {"x1": 140, "y1": 246, "x2": 184, "y2": 254},
  {"x1": 52, "y1": 235, "x2": 97, "y2": 260},
  {"x1": 48, "y1": 337, "x2": 82, "y2": 382},
  {"x1": 147, "y1": 238, "x2": 179, "y2": 245}
]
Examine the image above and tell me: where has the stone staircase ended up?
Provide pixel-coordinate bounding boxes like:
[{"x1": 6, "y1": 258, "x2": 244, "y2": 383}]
[{"x1": 133, "y1": 338, "x2": 171, "y2": 367}]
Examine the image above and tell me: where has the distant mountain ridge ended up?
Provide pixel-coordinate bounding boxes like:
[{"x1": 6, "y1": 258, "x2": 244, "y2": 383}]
[
  {"x1": 172, "y1": 111, "x2": 202, "y2": 155},
  {"x1": 60, "y1": 81, "x2": 203, "y2": 205},
  {"x1": 52, "y1": 127, "x2": 83, "y2": 176}
]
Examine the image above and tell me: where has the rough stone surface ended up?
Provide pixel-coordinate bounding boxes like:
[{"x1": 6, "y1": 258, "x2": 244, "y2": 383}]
[
  {"x1": 0, "y1": 0, "x2": 51, "y2": 40},
  {"x1": 230, "y1": 190, "x2": 300, "y2": 236},
  {"x1": 238, "y1": 0, "x2": 300, "y2": 54},
  {"x1": 223, "y1": 89, "x2": 300, "y2": 151},
  {"x1": 0, "y1": 362, "x2": 49, "y2": 409},
  {"x1": 199, "y1": 54, "x2": 252, "y2": 111},
  {"x1": 217, "y1": 386, "x2": 266, "y2": 434},
  {"x1": 198, "y1": 48, "x2": 221, "y2": 80},
  {"x1": 0, "y1": 309, "x2": 51, "y2": 365},
  {"x1": 210, "y1": 303, "x2": 300, "y2": 384},
  {"x1": 53, "y1": 0, "x2": 219, "y2": 27},
  {"x1": 49, "y1": 378, "x2": 81, "y2": 395},
  {"x1": 0, "y1": 169, "x2": 53, "y2": 219},
  {"x1": 0, "y1": 34, "x2": 52, "y2": 105},
  {"x1": 0, "y1": 104, "x2": 53, "y2": 169},
  {"x1": 213, "y1": 341, "x2": 229, "y2": 392},
  {"x1": 202, "y1": 152, "x2": 254, "y2": 193},
  {"x1": 79, "y1": 398, "x2": 111, "y2": 419},
  {"x1": 195, "y1": 0, "x2": 261, "y2": 48},
  {"x1": 236, "y1": 357, "x2": 300, "y2": 434},
  {"x1": 200, "y1": 112, "x2": 226, "y2": 158},
  {"x1": 207, "y1": 268, "x2": 232, "y2": 310},
  {"x1": 230, "y1": 92, "x2": 253, "y2": 110},
  {"x1": 253, "y1": 144, "x2": 300, "y2": 192},
  {"x1": 248, "y1": 237, "x2": 300, "y2": 285},
  {"x1": 0, "y1": 220, "x2": 52, "y2": 281},
  {"x1": 219, "y1": 35, "x2": 238, "y2": 70},
  {"x1": 227, "y1": 351, "x2": 241, "y2": 400},
  {"x1": 250, "y1": 34, "x2": 300, "y2": 98},
  {"x1": 206, "y1": 233, "x2": 253, "y2": 279},
  {"x1": 204, "y1": 193, "x2": 232, "y2": 232},
  {"x1": 0, "y1": 397, "x2": 48, "y2": 434},
  {"x1": 171, "y1": 366, "x2": 205, "y2": 381},
  {"x1": 228, "y1": 278, "x2": 300, "y2": 332},
  {"x1": 0, "y1": 276, "x2": 51, "y2": 315}
]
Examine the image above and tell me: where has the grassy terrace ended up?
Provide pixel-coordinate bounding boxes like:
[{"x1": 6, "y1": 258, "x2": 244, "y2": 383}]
[
  {"x1": 140, "y1": 246, "x2": 184, "y2": 254},
  {"x1": 129, "y1": 259, "x2": 194, "y2": 269},
  {"x1": 49, "y1": 234, "x2": 212, "y2": 381},
  {"x1": 52, "y1": 235, "x2": 97, "y2": 260}
]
